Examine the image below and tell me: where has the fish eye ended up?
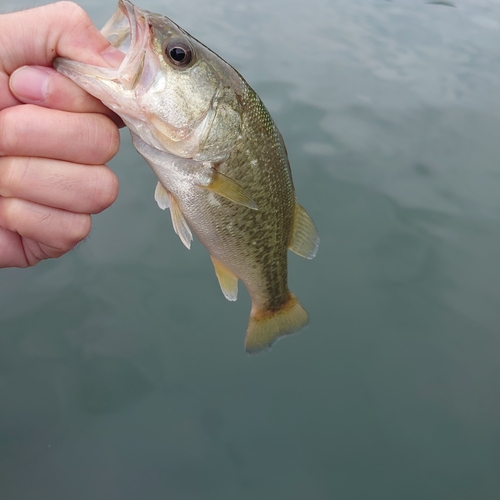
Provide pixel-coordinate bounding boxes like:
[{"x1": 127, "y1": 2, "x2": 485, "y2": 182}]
[{"x1": 163, "y1": 39, "x2": 193, "y2": 67}]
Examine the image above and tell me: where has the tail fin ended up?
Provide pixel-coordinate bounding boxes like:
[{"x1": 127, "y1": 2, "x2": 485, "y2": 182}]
[{"x1": 244, "y1": 293, "x2": 308, "y2": 354}]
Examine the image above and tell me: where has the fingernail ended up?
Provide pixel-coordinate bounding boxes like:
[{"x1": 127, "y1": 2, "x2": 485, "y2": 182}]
[
  {"x1": 9, "y1": 66, "x2": 52, "y2": 102},
  {"x1": 101, "y1": 45, "x2": 125, "y2": 67}
]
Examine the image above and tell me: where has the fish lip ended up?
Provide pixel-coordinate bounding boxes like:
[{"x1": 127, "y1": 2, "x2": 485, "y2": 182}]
[
  {"x1": 55, "y1": 1, "x2": 146, "y2": 88},
  {"x1": 100, "y1": 0, "x2": 150, "y2": 90},
  {"x1": 100, "y1": 0, "x2": 132, "y2": 51}
]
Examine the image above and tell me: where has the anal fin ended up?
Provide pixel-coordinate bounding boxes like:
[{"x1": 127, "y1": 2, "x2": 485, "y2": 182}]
[
  {"x1": 211, "y1": 256, "x2": 238, "y2": 301},
  {"x1": 289, "y1": 202, "x2": 319, "y2": 259}
]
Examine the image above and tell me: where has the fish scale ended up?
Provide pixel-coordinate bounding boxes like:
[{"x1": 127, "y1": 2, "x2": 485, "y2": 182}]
[{"x1": 54, "y1": 0, "x2": 319, "y2": 353}]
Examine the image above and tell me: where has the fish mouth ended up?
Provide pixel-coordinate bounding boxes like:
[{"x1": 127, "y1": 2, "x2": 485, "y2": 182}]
[
  {"x1": 100, "y1": 0, "x2": 151, "y2": 90},
  {"x1": 54, "y1": 0, "x2": 153, "y2": 92},
  {"x1": 100, "y1": 0, "x2": 135, "y2": 54},
  {"x1": 54, "y1": 0, "x2": 216, "y2": 157}
]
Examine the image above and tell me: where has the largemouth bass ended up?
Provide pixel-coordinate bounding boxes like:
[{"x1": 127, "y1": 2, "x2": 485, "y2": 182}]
[{"x1": 55, "y1": 0, "x2": 319, "y2": 353}]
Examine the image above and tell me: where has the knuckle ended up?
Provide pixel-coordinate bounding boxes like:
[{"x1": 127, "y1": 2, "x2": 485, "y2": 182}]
[
  {"x1": 92, "y1": 168, "x2": 119, "y2": 213},
  {"x1": 78, "y1": 114, "x2": 120, "y2": 164},
  {"x1": 97, "y1": 116, "x2": 121, "y2": 160},
  {"x1": 0, "y1": 106, "x2": 41, "y2": 156},
  {"x1": 0, "y1": 107, "x2": 21, "y2": 155},
  {"x1": 71, "y1": 90, "x2": 98, "y2": 111},
  {"x1": 0, "y1": 197, "x2": 22, "y2": 231},
  {"x1": 58, "y1": 2, "x2": 90, "y2": 23},
  {"x1": 61, "y1": 213, "x2": 91, "y2": 249},
  {"x1": 0, "y1": 157, "x2": 30, "y2": 196}
]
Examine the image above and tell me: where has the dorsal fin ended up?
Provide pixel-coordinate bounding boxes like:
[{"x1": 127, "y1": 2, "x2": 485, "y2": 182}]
[{"x1": 289, "y1": 202, "x2": 319, "y2": 259}]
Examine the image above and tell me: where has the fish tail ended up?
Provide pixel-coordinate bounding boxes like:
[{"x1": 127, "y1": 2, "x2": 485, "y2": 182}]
[{"x1": 245, "y1": 293, "x2": 308, "y2": 354}]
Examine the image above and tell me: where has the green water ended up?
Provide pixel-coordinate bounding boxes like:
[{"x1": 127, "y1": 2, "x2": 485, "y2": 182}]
[{"x1": 2, "y1": 0, "x2": 500, "y2": 498}]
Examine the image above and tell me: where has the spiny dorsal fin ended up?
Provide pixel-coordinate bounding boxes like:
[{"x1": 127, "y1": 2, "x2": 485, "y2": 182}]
[
  {"x1": 289, "y1": 202, "x2": 319, "y2": 259},
  {"x1": 202, "y1": 170, "x2": 258, "y2": 210},
  {"x1": 210, "y1": 256, "x2": 239, "y2": 301},
  {"x1": 168, "y1": 194, "x2": 193, "y2": 250},
  {"x1": 154, "y1": 181, "x2": 170, "y2": 210}
]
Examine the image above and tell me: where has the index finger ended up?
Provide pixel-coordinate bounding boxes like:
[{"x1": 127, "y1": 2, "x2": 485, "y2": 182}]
[
  {"x1": 0, "y1": 2, "x2": 124, "y2": 110},
  {"x1": 0, "y1": 2, "x2": 122, "y2": 75}
]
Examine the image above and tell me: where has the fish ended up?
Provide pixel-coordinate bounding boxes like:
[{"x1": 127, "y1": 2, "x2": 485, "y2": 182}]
[{"x1": 54, "y1": 0, "x2": 319, "y2": 353}]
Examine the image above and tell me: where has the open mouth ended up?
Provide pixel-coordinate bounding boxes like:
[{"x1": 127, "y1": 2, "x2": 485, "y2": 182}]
[
  {"x1": 53, "y1": 0, "x2": 150, "y2": 92},
  {"x1": 100, "y1": 0, "x2": 150, "y2": 90},
  {"x1": 101, "y1": 0, "x2": 135, "y2": 55}
]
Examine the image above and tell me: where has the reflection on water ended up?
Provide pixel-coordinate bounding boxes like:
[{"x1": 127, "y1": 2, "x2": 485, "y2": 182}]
[{"x1": 1, "y1": 0, "x2": 500, "y2": 498}]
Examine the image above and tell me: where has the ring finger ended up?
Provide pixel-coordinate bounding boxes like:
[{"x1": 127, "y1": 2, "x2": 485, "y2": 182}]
[{"x1": 0, "y1": 155, "x2": 119, "y2": 214}]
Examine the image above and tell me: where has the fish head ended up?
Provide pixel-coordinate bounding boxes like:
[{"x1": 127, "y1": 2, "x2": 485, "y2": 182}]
[{"x1": 55, "y1": 0, "x2": 244, "y2": 160}]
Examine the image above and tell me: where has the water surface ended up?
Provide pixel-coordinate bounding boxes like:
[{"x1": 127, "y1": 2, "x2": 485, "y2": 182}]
[{"x1": 1, "y1": 0, "x2": 500, "y2": 498}]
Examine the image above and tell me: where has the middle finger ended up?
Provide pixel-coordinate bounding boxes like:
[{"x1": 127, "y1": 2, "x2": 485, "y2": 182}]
[{"x1": 0, "y1": 104, "x2": 120, "y2": 165}]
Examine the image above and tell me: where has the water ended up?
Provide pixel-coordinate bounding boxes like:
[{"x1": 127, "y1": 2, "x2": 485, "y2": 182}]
[{"x1": 1, "y1": 0, "x2": 500, "y2": 498}]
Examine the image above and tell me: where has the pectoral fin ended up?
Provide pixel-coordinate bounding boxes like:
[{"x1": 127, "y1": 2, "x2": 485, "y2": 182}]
[
  {"x1": 168, "y1": 194, "x2": 193, "y2": 250},
  {"x1": 153, "y1": 181, "x2": 192, "y2": 248},
  {"x1": 289, "y1": 202, "x2": 319, "y2": 259},
  {"x1": 210, "y1": 256, "x2": 238, "y2": 301},
  {"x1": 154, "y1": 181, "x2": 170, "y2": 210},
  {"x1": 202, "y1": 170, "x2": 258, "y2": 210}
]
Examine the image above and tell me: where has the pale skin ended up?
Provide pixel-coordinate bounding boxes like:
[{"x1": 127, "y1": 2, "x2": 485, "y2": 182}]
[{"x1": 0, "y1": 2, "x2": 125, "y2": 268}]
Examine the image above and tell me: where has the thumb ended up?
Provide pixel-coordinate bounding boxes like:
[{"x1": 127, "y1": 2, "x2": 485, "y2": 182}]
[{"x1": 0, "y1": 2, "x2": 123, "y2": 75}]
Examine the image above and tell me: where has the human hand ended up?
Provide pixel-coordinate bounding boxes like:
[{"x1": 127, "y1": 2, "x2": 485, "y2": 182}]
[{"x1": 0, "y1": 2, "x2": 125, "y2": 268}]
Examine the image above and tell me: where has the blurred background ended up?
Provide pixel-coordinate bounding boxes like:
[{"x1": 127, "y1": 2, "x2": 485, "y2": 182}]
[{"x1": 1, "y1": 0, "x2": 500, "y2": 498}]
